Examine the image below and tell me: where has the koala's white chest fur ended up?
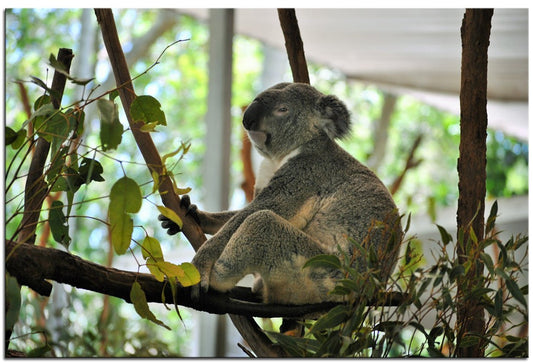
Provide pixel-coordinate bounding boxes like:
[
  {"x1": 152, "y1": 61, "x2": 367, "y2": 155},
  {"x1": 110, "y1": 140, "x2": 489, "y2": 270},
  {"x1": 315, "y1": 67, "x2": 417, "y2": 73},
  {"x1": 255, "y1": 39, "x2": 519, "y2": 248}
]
[{"x1": 254, "y1": 149, "x2": 300, "y2": 193}]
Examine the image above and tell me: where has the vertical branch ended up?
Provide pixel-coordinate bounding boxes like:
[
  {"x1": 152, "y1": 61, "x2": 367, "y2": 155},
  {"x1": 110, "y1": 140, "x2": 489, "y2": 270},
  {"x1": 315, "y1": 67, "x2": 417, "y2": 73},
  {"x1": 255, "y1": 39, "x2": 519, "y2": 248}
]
[
  {"x1": 456, "y1": 8, "x2": 493, "y2": 357},
  {"x1": 93, "y1": 8, "x2": 206, "y2": 250},
  {"x1": 277, "y1": 9, "x2": 310, "y2": 84},
  {"x1": 16, "y1": 48, "x2": 74, "y2": 245}
]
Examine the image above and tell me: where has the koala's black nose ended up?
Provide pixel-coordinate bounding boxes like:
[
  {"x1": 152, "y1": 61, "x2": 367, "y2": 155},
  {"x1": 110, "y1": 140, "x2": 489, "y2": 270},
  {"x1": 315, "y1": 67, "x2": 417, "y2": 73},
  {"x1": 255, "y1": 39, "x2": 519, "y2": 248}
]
[{"x1": 243, "y1": 100, "x2": 264, "y2": 130}]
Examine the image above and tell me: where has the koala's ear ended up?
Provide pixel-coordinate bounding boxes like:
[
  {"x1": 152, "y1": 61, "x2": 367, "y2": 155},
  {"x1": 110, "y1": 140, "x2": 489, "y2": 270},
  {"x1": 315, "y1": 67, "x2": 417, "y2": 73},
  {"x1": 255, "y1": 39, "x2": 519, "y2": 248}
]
[{"x1": 317, "y1": 95, "x2": 351, "y2": 139}]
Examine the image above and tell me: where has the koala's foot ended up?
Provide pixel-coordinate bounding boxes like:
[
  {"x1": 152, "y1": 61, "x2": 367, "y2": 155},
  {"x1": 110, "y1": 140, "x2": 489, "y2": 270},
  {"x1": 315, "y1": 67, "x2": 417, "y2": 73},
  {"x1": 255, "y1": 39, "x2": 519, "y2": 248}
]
[
  {"x1": 190, "y1": 283, "x2": 201, "y2": 302},
  {"x1": 158, "y1": 195, "x2": 200, "y2": 235},
  {"x1": 280, "y1": 319, "x2": 304, "y2": 337}
]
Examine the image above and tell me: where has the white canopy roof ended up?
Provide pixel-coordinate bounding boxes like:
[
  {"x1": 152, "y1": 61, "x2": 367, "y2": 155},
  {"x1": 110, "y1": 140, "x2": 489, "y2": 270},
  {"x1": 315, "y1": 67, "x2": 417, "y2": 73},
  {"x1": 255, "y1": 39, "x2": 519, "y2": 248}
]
[{"x1": 181, "y1": 8, "x2": 528, "y2": 139}]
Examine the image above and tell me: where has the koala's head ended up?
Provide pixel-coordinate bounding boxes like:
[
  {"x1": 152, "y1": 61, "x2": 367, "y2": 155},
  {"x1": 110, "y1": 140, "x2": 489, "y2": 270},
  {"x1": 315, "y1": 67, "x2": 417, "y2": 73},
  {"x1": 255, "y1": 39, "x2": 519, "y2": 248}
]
[{"x1": 243, "y1": 82, "x2": 351, "y2": 159}]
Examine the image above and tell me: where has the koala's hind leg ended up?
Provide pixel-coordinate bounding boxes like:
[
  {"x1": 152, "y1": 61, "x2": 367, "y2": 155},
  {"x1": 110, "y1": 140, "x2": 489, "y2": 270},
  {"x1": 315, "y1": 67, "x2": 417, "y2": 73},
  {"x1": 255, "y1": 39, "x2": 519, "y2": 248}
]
[{"x1": 209, "y1": 210, "x2": 339, "y2": 305}]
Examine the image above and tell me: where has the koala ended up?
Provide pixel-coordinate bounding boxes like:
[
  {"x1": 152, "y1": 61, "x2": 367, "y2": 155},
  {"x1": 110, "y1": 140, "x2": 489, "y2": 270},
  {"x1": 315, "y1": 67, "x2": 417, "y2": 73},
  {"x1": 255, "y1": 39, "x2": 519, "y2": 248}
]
[{"x1": 161, "y1": 82, "x2": 401, "y2": 305}]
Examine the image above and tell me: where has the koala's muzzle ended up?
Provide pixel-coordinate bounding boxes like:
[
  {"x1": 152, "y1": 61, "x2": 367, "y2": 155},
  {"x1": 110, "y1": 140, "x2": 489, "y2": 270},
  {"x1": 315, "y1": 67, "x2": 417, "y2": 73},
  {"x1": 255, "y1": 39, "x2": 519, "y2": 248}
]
[
  {"x1": 243, "y1": 100, "x2": 269, "y2": 148},
  {"x1": 242, "y1": 99, "x2": 264, "y2": 131}
]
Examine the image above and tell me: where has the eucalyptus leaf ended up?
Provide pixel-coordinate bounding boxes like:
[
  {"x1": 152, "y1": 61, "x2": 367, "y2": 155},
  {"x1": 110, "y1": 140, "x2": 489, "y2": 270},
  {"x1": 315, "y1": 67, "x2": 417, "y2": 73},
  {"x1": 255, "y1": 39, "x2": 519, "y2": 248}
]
[
  {"x1": 97, "y1": 98, "x2": 123, "y2": 151},
  {"x1": 130, "y1": 281, "x2": 170, "y2": 330},
  {"x1": 130, "y1": 95, "x2": 167, "y2": 126}
]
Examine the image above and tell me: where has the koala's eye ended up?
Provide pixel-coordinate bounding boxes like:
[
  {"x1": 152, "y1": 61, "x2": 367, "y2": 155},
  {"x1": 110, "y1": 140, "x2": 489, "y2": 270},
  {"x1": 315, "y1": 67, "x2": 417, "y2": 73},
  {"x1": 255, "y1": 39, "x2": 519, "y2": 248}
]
[{"x1": 275, "y1": 106, "x2": 289, "y2": 115}]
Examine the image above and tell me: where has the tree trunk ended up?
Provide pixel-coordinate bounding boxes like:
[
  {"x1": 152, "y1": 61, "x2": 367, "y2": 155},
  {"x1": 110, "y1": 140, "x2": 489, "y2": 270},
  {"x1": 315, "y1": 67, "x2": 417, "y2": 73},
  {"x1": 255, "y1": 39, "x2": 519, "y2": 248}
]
[{"x1": 456, "y1": 8, "x2": 493, "y2": 358}]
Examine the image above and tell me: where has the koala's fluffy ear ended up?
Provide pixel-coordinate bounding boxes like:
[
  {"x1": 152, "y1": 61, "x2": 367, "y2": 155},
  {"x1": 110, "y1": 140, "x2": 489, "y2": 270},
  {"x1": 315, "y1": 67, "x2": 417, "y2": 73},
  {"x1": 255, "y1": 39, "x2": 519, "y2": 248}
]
[{"x1": 317, "y1": 95, "x2": 351, "y2": 139}]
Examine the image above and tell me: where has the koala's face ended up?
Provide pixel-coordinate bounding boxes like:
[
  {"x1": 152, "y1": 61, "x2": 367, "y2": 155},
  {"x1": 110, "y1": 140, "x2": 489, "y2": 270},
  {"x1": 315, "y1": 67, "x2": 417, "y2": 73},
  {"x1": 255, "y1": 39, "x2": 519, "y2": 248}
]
[{"x1": 243, "y1": 83, "x2": 351, "y2": 159}]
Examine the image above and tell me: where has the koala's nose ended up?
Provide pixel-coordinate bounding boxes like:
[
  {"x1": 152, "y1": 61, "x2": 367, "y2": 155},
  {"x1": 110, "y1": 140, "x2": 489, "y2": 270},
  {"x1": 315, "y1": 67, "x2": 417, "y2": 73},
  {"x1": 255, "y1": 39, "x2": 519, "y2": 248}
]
[{"x1": 243, "y1": 100, "x2": 264, "y2": 130}]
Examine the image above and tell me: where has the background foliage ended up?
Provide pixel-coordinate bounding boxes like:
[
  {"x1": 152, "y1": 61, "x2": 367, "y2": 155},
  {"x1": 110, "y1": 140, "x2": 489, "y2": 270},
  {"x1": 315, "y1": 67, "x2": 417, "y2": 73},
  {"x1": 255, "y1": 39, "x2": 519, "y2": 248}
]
[{"x1": 5, "y1": 9, "x2": 528, "y2": 357}]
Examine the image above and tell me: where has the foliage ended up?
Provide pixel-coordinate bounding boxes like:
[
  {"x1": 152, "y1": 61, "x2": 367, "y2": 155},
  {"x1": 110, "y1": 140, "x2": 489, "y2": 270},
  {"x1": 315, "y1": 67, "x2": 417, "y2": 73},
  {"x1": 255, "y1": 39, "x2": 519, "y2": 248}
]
[
  {"x1": 267, "y1": 204, "x2": 528, "y2": 358},
  {"x1": 5, "y1": 13, "x2": 204, "y2": 356}
]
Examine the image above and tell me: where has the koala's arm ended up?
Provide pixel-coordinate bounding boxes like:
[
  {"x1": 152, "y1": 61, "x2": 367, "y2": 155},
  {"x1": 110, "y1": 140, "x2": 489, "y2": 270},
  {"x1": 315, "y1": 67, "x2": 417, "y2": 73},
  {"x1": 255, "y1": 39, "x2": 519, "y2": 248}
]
[
  {"x1": 194, "y1": 210, "x2": 239, "y2": 235},
  {"x1": 159, "y1": 195, "x2": 239, "y2": 236}
]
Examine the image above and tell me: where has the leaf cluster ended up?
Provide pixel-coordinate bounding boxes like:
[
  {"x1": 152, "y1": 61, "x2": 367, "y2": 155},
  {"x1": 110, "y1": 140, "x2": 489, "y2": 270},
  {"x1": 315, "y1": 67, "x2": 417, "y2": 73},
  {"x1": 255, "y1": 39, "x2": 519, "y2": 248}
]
[
  {"x1": 6, "y1": 48, "x2": 200, "y2": 341},
  {"x1": 268, "y1": 204, "x2": 528, "y2": 358}
]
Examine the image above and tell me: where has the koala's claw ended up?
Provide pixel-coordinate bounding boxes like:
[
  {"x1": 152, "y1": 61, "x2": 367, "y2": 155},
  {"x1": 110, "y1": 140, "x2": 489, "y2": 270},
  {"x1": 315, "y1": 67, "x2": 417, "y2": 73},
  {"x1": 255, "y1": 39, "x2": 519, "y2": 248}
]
[
  {"x1": 158, "y1": 214, "x2": 182, "y2": 235},
  {"x1": 158, "y1": 195, "x2": 200, "y2": 235},
  {"x1": 190, "y1": 284, "x2": 201, "y2": 302}
]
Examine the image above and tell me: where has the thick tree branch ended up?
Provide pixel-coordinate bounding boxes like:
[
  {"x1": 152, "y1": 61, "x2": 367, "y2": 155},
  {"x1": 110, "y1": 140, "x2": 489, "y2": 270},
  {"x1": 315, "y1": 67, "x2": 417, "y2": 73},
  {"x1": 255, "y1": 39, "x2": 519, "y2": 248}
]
[{"x1": 6, "y1": 240, "x2": 409, "y2": 318}]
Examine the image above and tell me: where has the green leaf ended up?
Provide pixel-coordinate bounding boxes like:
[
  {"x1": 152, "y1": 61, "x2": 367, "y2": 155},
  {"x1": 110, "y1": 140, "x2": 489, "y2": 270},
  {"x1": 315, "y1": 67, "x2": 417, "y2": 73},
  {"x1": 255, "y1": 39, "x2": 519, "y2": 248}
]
[
  {"x1": 109, "y1": 212, "x2": 133, "y2": 255},
  {"x1": 140, "y1": 121, "x2": 159, "y2": 132},
  {"x1": 6, "y1": 127, "x2": 26, "y2": 150},
  {"x1": 505, "y1": 277, "x2": 527, "y2": 308},
  {"x1": 156, "y1": 205, "x2": 182, "y2": 230},
  {"x1": 33, "y1": 94, "x2": 51, "y2": 111},
  {"x1": 156, "y1": 261, "x2": 200, "y2": 287},
  {"x1": 409, "y1": 321, "x2": 428, "y2": 339},
  {"x1": 48, "y1": 200, "x2": 70, "y2": 249},
  {"x1": 130, "y1": 95, "x2": 167, "y2": 126},
  {"x1": 486, "y1": 200, "x2": 498, "y2": 235},
  {"x1": 458, "y1": 335, "x2": 480, "y2": 348},
  {"x1": 5, "y1": 126, "x2": 17, "y2": 145},
  {"x1": 480, "y1": 252, "x2": 495, "y2": 275},
  {"x1": 110, "y1": 176, "x2": 143, "y2": 214},
  {"x1": 28, "y1": 344, "x2": 52, "y2": 358},
  {"x1": 492, "y1": 288, "x2": 503, "y2": 319},
  {"x1": 142, "y1": 236, "x2": 164, "y2": 261},
  {"x1": 337, "y1": 278, "x2": 358, "y2": 292},
  {"x1": 448, "y1": 264, "x2": 465, "y2": 282},
  {"x1": 303, "y1": 254, "x2": 341, "y2": 270},
  {"x1": 266, "y1": 331, "x2": 316, "y2": 357},
  {"x1": 436, "y1": 224, "x2": 452, "y2": 246},
  {"x1": 109, "y1": 177, "x2": 142, "y2": 254},
  {"x1": 310, "y1": 305, "x2": 349, "y2": 334},
  {"x1": 5, "y1": 273, "x2": 21, "y2": 333},
  {"x1": 78, "y1": 158, "x2": 105, "y2": 184},
  {"x1": 130, "y1": 281, "x2": 170, "y2": 330},
  {"x1": 30, "y1": 103, "x2": 56, "y2": 134},
  {"x1": 48, "y1": 52, "x2": 68, "y2": 74},
  {"x1": 146, "y1": 258, "x2": 165, "y2": 282},
  {"x1": 97, "y1": 98, "x2": 123, "y2": 151},
  {"x1": 64, "y1": 167, "x2": 84, "y2": 193}
]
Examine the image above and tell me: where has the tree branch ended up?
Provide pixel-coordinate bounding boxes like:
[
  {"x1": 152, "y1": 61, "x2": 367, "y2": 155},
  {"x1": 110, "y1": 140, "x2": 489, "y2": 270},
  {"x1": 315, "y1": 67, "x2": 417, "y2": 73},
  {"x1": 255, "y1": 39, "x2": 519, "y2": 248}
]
[
  {"x1": 5, "y1": 240, "x2": 405, "y2": 318},
  {"x1": 94, "y1": 9, "x2": 206, "y2": 251},
  {"x1": 277, "y1": 9, "x2": 310, "y2": 84},
  {"x1": 16, "y1": 48, "x2": 74, "y2": 246},
  {"x1": 389, "y1": 134, "x2": 423, "y2": 196}
]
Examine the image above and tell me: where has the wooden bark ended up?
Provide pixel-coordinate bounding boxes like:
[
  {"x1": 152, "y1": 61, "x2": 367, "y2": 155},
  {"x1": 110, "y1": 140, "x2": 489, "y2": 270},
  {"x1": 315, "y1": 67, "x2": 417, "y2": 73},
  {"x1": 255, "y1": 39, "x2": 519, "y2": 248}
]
[
  {"x1": 277, "y1": 9, "x2": 310, "y2": 84},
  {"x1": 7, "y1": 239, "x2": 368, "y2": 318},
  {"x1": 456, "y1": 8, "x2": 493, "y2": 357},
  {"x1": 16, "y1": 48, "x2": 74, "y2": 246}
]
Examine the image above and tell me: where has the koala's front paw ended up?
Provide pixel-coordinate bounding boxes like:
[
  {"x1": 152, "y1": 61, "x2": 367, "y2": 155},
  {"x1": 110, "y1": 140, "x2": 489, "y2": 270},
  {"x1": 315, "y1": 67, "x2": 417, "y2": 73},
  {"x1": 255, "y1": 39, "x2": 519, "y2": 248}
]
[{"x1": 158, "y1": 195, "x2": 200, "y2": 235}]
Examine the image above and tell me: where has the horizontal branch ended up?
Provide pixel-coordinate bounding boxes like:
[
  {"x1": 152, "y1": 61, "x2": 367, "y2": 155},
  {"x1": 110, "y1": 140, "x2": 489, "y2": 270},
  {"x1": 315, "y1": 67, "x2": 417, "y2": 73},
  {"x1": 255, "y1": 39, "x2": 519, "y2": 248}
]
[{"x1": 6, "y1": 241, "x2": 405, "y2": 318}]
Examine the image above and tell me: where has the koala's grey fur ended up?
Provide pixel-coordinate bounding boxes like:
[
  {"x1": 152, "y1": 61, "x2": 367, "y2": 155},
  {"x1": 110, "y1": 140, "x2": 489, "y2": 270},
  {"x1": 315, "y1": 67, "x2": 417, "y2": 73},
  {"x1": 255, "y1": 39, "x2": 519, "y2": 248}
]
[{"x1": 186, "y1": 83, "x2": 402, "y2": 305}]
